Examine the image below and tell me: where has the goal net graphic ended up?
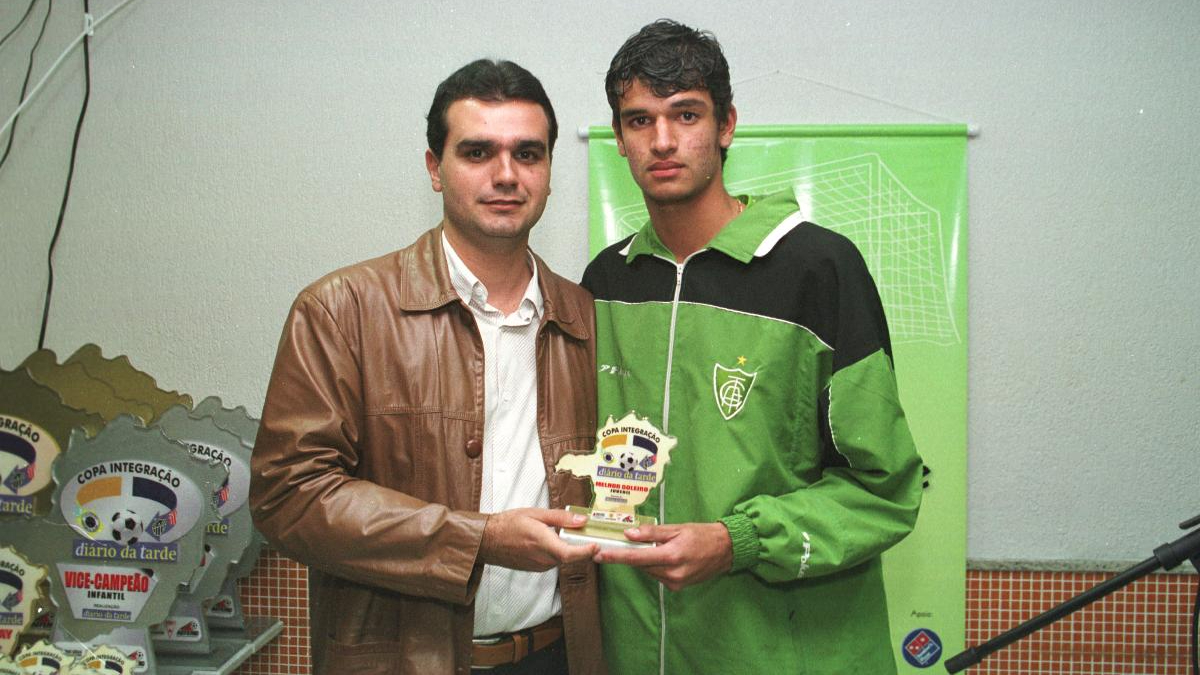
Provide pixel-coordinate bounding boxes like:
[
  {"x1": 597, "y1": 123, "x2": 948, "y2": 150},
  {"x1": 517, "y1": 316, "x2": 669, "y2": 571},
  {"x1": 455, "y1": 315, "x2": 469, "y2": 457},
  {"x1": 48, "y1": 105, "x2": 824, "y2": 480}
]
[{"x1": 607, "y1": 154, "x2": 961, "y2": 346}]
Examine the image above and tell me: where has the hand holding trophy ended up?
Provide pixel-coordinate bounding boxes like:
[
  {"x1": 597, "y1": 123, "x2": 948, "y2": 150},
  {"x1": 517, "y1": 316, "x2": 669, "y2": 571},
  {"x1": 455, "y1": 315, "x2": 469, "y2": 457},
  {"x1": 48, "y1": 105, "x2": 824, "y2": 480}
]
[{"x1": 555, "y1": 412, "x2": 676, "y2": 549}]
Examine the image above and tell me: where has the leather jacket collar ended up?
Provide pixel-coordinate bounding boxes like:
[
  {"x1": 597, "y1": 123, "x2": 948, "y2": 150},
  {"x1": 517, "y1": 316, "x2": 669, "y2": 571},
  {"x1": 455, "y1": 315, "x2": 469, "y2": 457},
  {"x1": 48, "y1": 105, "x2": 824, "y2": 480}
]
[{"x1": 398, "y1": 225, "x2": 590, "y2": 341}]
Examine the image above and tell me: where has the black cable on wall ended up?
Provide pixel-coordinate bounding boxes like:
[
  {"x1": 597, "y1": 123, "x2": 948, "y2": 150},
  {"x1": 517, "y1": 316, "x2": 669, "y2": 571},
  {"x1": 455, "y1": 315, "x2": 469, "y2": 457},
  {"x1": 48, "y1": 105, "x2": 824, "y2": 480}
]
[
  {"x1": 0, "y1": 0, "x2": 51, "y2": 172},
  {"x1": 37, "y1": 0, "x2": 92, "y2": 350},
  {"x1": 0, "y1": 0, "x2": 39, "y2": 50}
]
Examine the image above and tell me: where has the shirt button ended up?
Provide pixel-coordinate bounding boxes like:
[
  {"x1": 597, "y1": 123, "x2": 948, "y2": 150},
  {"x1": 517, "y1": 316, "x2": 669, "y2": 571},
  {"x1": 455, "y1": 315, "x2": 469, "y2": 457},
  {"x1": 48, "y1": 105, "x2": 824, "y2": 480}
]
[{"x1": 465, "y1": 439, "x2": 482, "y2": 458}]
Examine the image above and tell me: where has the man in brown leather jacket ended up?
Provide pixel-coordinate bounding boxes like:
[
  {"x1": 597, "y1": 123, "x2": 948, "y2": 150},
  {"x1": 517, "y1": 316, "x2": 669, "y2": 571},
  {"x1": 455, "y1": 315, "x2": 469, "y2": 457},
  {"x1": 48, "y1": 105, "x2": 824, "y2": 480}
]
[{"x1": 250, "y1": 60, "x2": 605, "y2": 675}]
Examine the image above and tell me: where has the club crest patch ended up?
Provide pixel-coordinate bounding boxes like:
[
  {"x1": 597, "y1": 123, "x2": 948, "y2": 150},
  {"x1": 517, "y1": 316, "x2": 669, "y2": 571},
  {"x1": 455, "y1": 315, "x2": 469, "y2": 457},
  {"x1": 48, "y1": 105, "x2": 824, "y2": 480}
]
[{"x1": 712, "y1": 360, "x2": 757, "y2": 420}]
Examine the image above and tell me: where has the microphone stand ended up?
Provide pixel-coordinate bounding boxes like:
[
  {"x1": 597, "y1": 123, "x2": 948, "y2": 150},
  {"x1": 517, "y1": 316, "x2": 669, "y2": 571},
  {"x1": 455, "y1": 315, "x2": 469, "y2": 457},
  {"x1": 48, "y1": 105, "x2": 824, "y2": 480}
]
[{"x1": 945, "y1": 514, "x2": 1200, "y2": 674}]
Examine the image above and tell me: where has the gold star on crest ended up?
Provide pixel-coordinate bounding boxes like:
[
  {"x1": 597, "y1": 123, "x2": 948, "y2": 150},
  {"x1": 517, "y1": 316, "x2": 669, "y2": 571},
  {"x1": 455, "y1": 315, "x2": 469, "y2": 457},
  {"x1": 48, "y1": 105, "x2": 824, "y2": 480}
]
[{"x1": 736, "y1": 355, "x2": 747, "y2": 366}]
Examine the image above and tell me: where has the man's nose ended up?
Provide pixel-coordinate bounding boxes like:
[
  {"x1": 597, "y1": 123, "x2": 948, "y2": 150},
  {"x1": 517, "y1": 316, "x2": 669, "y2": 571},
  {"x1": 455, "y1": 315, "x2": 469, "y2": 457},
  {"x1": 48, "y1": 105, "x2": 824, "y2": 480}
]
[
  {"x1": 493, "y1": 154, "x2": 518, "y2": 186},
  {"x1": 651, "y1": 118, "x2": 676, "y2": 155}
]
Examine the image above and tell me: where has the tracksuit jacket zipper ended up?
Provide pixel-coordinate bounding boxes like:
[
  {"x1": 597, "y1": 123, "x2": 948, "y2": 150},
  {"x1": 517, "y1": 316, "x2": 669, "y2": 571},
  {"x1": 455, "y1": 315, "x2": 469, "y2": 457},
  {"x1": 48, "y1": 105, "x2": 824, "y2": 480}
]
[{"x1": 656, "y1": 250, "x2": 703, "y2": 675}]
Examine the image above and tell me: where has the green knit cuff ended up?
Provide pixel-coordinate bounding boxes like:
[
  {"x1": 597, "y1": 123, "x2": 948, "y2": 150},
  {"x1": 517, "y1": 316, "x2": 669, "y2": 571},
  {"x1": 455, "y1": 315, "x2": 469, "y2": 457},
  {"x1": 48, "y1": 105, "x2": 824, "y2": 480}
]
[{"x1": 719, "y1": 513, "x2": 760, "y2": 572}]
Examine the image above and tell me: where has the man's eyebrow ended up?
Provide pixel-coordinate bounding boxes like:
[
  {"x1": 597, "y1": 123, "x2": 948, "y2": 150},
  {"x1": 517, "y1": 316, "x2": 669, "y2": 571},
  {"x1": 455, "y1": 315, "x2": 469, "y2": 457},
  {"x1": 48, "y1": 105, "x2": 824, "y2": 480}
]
[
  {"x1": 455, "y1": 139, "x2": 496, "y2": 152},
  {"x1": 620, "y1": 98, "x2": 709, "y2": 120},
  {"x1": 514, "y1": 139, "x2": 548, "y2": 153},
  {"x1": 454, "y1": 139, "x2": 547, "y2": 153}
]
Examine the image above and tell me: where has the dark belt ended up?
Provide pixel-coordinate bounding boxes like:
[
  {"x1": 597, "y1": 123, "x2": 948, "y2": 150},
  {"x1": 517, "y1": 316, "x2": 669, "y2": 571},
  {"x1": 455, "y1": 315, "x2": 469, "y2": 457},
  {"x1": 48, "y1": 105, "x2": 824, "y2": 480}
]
[{"x1": 471, "y1": 616, "x2": 564, "y2": 669}]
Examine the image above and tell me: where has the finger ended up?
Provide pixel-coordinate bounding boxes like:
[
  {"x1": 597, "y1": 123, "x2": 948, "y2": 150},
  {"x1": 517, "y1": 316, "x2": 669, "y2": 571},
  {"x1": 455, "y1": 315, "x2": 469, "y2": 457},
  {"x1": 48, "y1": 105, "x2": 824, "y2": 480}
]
[
  {"x1": 545, "y1": 535, "x2": 599, "y2": 564},
  {"x1": 558, "y1": 542, "x2": 600, "y2": 564},
  {"x1": 640, "y1": 569, "x2": 674, "y2": 588},
  {"x1": 622, "y1": 524, "x2": 675, "y2": 542},
  {"x1": 661, "y1": 578, "x2": 686, "y2": 592},
  {"x1": 594, "y1": 543, "x2": 671, "y2": 567},
  {"x1": 527, "y1": 508, "x2": 590, "y2": 529}
]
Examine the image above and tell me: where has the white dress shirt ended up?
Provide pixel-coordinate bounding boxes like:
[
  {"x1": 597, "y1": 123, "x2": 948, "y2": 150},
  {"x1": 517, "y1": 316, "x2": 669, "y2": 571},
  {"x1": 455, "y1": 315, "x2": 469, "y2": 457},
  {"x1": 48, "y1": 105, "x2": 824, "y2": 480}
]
[{"x1": 442, "y1": 233, "x2": 561, "y2": 636}]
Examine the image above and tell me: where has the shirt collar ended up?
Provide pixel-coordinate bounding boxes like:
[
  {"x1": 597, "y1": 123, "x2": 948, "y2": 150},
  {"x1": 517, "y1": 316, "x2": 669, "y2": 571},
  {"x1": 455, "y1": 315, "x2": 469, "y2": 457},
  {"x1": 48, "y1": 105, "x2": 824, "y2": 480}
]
[
  {"x1": 622, "y1": 189, "x2": 805, "y2": 264},
  {"x1": 442, "y1": 232, "x2": 543, "y2": 320}
]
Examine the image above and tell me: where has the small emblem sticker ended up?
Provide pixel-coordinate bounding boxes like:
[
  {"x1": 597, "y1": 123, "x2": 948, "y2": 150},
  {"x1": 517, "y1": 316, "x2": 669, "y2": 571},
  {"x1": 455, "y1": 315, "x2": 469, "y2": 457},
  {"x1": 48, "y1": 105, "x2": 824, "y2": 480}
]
[{"x1": 901, "y1": 628, "x2": 943, "y2": 668}]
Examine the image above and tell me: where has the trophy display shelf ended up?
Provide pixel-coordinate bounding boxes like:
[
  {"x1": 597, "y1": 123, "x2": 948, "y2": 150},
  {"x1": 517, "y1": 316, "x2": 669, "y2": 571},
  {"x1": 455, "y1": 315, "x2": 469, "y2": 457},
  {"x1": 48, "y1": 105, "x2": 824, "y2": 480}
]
[{"x1": 156, "y1": 616, "x2": 283, "y2": 675}]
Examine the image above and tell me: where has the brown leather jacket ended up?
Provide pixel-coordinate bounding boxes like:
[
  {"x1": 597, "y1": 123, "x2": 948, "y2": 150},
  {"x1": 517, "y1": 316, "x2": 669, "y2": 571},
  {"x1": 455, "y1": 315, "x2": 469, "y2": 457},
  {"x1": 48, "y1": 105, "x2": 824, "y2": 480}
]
[{"x1": 250, "y1": 226, "x2": 604, "y2": 675}]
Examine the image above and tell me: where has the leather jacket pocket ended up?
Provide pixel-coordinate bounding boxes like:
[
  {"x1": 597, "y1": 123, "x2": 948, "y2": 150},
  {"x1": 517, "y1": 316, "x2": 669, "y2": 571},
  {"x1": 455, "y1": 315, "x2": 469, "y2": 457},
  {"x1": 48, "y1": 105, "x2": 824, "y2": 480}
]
[{"x1": 321, "y1": 637, "x2": 405, "y2": 674}]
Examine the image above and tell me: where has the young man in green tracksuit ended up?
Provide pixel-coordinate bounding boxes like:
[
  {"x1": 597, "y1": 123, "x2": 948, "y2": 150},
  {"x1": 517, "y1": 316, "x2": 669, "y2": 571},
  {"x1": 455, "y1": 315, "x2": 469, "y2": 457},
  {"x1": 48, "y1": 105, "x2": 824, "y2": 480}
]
[{"x1": 581, "y1": 20, "x2": 924, "y2": 674}]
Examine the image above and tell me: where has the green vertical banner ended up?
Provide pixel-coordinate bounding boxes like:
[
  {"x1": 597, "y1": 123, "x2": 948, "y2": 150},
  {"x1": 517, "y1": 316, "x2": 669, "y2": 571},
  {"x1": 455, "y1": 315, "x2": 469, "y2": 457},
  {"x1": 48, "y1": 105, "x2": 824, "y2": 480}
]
[{"x1": 588, "y1": 124, "x2": 967, "y2": 672}]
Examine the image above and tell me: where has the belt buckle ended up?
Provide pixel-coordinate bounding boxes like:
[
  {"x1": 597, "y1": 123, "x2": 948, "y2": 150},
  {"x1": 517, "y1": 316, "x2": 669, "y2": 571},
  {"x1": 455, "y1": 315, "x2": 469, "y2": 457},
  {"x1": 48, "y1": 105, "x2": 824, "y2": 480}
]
[{"x1": 471, "y1": 633, "x2": 507, "y2": 671}]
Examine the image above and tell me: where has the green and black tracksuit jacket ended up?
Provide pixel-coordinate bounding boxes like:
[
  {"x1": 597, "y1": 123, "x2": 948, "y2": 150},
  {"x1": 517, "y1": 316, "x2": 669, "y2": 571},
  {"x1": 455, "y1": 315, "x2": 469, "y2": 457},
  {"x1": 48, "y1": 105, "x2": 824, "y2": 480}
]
[{"x1": 581, "y1": 189, "x2": 924, "y2": 675}]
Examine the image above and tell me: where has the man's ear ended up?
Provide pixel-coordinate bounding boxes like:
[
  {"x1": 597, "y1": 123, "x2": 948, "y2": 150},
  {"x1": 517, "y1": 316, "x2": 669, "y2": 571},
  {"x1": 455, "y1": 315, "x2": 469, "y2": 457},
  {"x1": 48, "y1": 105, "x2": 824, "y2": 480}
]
[
  {"x1": 612, "y1": 122, "x2": 627, "y2": 158},
  {"x1": 425, "y1": 148, "x2": 443, "y2": 192},
  {"x1": 718, "y1": 104, "x2": 738, "y2": 150}
]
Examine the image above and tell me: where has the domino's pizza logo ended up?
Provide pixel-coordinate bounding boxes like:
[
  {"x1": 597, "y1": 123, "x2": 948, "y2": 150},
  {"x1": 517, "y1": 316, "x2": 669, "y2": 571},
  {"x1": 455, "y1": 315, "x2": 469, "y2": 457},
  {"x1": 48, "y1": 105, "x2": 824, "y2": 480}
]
[{"x1": 902, "y1": 628, "x2": 942, "y2": 668}]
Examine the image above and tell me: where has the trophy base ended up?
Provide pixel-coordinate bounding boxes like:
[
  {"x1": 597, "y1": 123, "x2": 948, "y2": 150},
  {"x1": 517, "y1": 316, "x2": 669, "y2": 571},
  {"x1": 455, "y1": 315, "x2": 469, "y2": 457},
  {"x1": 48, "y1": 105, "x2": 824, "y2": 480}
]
[{"x1": 559, "y1": 505, "x2": 657, "y2": 549}]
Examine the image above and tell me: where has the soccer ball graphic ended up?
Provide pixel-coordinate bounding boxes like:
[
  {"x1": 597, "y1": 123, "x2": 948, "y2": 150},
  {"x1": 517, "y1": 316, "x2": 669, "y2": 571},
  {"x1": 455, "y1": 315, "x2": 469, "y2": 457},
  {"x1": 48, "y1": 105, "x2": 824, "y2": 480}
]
[
  {"x1": 110, "y1": 509, "x2": 144, "y2": 546},
  {"x1": 617, "y1": 451, "x2": 640, "y2": 473}
]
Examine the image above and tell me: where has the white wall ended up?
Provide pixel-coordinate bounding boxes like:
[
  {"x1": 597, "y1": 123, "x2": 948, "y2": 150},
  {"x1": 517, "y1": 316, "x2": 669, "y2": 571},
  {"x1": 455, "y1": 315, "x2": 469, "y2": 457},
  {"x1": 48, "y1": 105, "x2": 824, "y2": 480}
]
[{"x1": 2, "y1": 0, "x2": 1197, "y2": 563}]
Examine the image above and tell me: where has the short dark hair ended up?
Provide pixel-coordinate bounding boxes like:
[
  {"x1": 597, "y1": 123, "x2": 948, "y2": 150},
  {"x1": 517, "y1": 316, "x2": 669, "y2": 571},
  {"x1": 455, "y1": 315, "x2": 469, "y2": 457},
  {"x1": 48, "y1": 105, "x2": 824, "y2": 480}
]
[
  {"x1": 425, "y1": 59, "x2": 558, "y2": 159},
  {"x1": 605, "y1": 19, "x2": 733, "y2": 162}
]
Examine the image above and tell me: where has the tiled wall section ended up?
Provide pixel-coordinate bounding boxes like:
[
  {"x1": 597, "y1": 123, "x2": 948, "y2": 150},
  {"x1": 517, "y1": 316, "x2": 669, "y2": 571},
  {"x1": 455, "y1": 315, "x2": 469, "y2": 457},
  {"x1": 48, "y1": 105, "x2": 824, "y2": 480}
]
[
  {"x1": 235, "y1": 552, "x2": 1198, "y2": 674},
  {"x1": 237, "y1": 550, "x2": 311, "y2": 675},
  {"x1": 965, "y1": 569, "x2": 1196, "y2": 674}
]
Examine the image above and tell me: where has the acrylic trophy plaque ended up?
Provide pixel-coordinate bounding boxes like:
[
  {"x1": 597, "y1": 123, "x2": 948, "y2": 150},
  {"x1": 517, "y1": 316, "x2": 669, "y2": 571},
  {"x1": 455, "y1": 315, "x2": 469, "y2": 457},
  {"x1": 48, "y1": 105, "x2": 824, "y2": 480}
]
[
  {"x1": 0, "y1": 368, "x2": 105, "y2": 649},
  {"x1": 40, "y1": 416, "x2": 222, "y2": 674},
  {"x1": 0, "y1": 546, "x2": 46, "y2": 656},
  {"x1": 187, "y1": 398, "x2": 264, "y2": 634},
  {"x1": 63, "y1": 644, "x2": 135, "y2": 674},
  {"x1": 13, "y1": 351, "x2": 169, "y2": 651},
  {"x1": 0, "y1": 368, "x2": 105, "y2": 520},
  {"x1": 156, "y1": 399, "x2": 280, "y2": 672},
  {"x1": 65, "y1": 345, "x2": 192, "y2": 425},
  {"x1": 21, "y1": 352, "x2": 155, "y2": 426},
  {"x1": 555, "y1": 412, "x2": 676, "y2": 549},
  {"x1": 14, "y1": 639, "x2": 73, "y2": 674},
  {"x1": 148, "y1": 406, "x2": 243, "y2": 662}
]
